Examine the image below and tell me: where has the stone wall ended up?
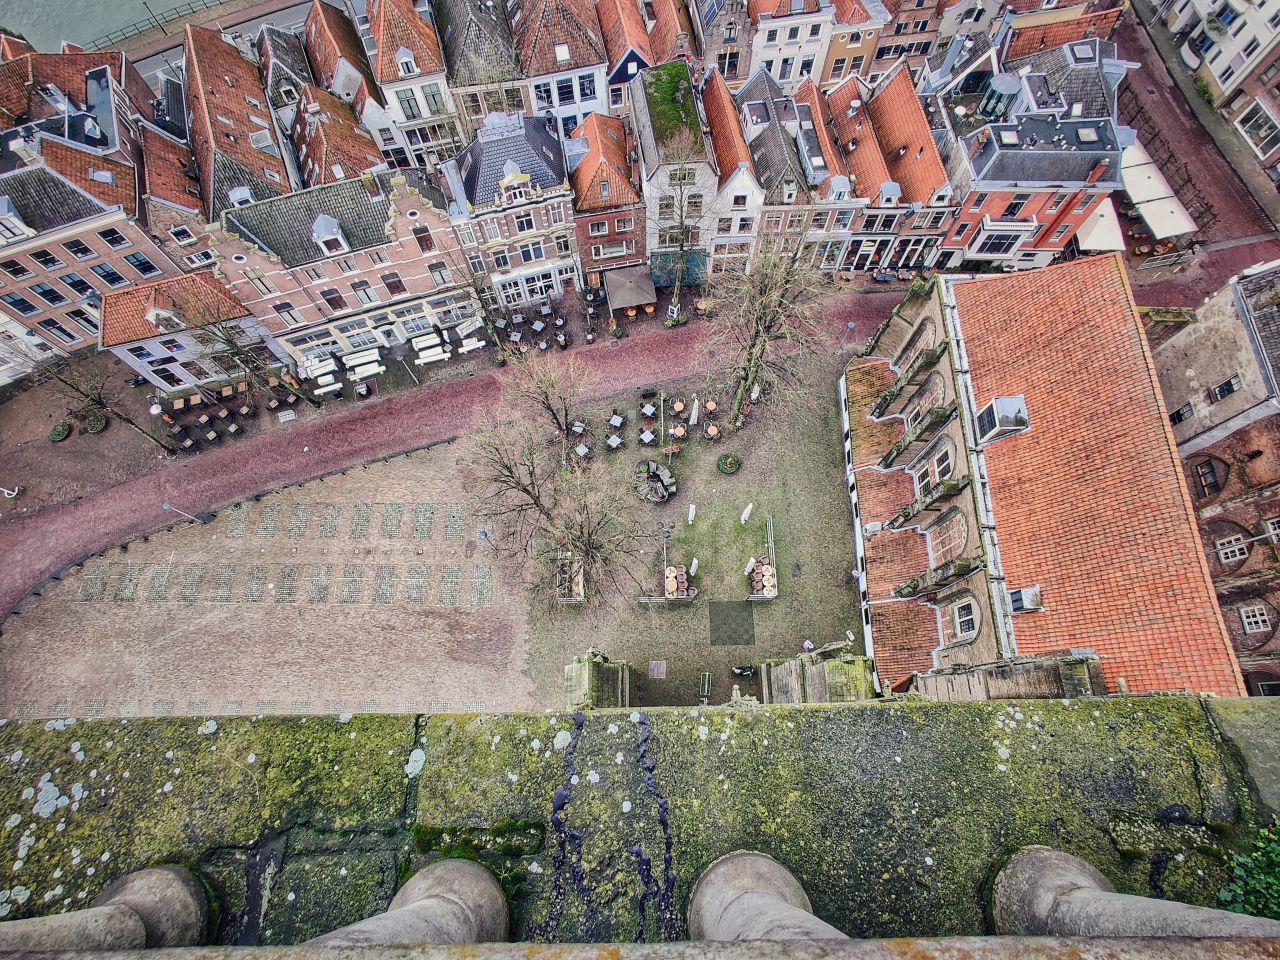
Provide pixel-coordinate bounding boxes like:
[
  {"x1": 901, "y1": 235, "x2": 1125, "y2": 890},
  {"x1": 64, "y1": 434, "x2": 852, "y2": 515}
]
[{"x1": 0, "y1": 698, "x2": 1276, "y2": 944}]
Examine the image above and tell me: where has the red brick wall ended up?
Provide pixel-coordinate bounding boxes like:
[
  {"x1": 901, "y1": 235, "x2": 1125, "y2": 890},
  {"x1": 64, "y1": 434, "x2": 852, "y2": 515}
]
[
  {"x1": 943, "y1": 187, "x2": 1105, "y2": 255},
  {"x1": 573, "y1": 205, "x2": 646, "y2": 283}
]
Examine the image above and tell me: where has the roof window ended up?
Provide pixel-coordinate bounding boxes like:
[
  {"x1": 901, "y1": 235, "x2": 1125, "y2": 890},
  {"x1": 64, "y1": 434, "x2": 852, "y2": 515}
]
[{"x1": 975, "y1": 395, "x2": 1029, "y2": 444}]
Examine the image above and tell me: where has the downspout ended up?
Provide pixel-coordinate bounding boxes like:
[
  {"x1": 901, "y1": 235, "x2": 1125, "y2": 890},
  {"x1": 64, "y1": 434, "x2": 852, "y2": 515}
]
[
  {"x1": 939, "y1": 277, "x2": 1016, "y2": 659},
  {"x1": 838, "y1": 368, "x2": 881, "y2": 693}
]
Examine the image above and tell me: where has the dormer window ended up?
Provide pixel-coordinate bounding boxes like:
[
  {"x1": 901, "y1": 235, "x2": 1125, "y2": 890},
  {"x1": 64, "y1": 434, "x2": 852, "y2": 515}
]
[
  {"x1": 599, "y1": 180, "x2": 611, "y2": 200},
  {"x1": 975, "y1": 395, "x2": 1029, "y2": 444},
  {"x1": 397, "y1": 47, "x2": 418, "y2": 76},
  {"x1": 783, "y1": 182, "x2": 798, "y2": 203},
  {"x1": 280, "y1": 84, "x2": 298, "y2": 103},
  {"x1": 555, "y1": 43, "x2": 571, "y2": 64},
  {"x1": 311, "y1": 214, "x2": 349, "y2": 255},
  {"x1": 0, "y1": 198, "x2": 34, "y2": 245},
  {"x1": 228, "y1": 186, "x2": 253, "y2": 207},
  {"x1": 146, "y1": 308, "x2": 185, "y2": 333}
]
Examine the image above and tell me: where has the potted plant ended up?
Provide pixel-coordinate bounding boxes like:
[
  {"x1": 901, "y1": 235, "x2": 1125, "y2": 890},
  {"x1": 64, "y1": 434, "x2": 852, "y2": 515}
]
[
  {"x1": 49, "y1": 421, "x2": 71, "y2": 443},
  {"x1": 84, "y1": 410, "x2": 108, "y2": 434},
  {"x1": 716, "y1": 453, "x2": 742, "y2": 475}
]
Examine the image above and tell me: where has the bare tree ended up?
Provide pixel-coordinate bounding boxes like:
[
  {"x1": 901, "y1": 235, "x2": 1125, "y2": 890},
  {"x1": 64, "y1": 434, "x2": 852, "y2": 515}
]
[
  {"x1": 701, "y1": 247, "x2": 831, "y2": 424},
  {"x1": 652, "y1": 129, "x2": 722, "y2": 323},
  {"x1": 0, "y1": 336, "x2": 176, "y2": 453},
  {"x1": 189, "y1": 318, "x2": 321, "y2": 407},
  {"x1": 464, "y1": 352, "x2": 650, "y2": 603}
]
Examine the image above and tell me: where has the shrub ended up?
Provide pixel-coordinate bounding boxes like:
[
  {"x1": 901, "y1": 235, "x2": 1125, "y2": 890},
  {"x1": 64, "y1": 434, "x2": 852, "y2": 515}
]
[
  {"x1": 49, "y1": 421, "x2": 71, "y2": 443},
  {"x1": 1195, "y1": 74, "x2": 1215, "y2": 107},
  {"x1": 84, "y1": 411, "x2": 108, "y2": 434},
  {"x1": 716, "y1": 453, "x2": 741, "y2": 475},
  {"x1": 1219, "y1": 819, "x2": 1280, "y2": 919}
]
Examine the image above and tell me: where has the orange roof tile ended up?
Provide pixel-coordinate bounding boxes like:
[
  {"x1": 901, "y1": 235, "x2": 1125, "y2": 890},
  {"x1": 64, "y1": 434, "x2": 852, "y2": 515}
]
[
  {"x1": 100, "y1": 273, "x2": 249, "y2": 348},
  {"x1": 368, "y1": 0, "x2": 446, "y2": 83},
  {"x1": 827, "y1": 74, "x2": 891, "y2": 201},
  {"x1": 792, "y1": 78, "x2": 848, "y2": 197},
  {"x1": 513, "y1": 0, "x2": 608, "y2": 76},
  {"x1": 140, "y1": 124, "x2": 202, "y2": 212},
  {"x1": 291, "y1": 85, "x2": 385, "y2": 186},
  {"x1": 0, "y1": 34, "x2": 35, "y2": 62},
  {"x1": 865, "y1": 64, "x2": 947, "y2": 203},
  {"x1": 569, "y1": 111, "x2": 641, "y2": 210},
  {"x1": 701, "y1": 69, "x2": 753, "y2": 187},
  {"x1": 305, "y1": 0, "x2": 376, "y2": 91},
  {"x1": 1003, "y1": 8, "x2": 1122, "y2": 60},
  {"x1": 0, "y1": 51, "x2": 151, "y2": 129},
  {"x1": 831, "y1": 0, "x2": 871, "y2": 24},
  {"x1": 649, "y1": 0, "x2": 696, "y2": 61},
  {"x1": 596, "y1": 0, "x2": 654, "y2": 70},
  {"x1": 747, "y1": 0, "x2": 821, "y2": 21},
  {"x1": 39, "y1": 137, "x2": 137, "y2": 215},
  {"x1": 953, "y1": 255, "x2": 1244, "y2": 697}
]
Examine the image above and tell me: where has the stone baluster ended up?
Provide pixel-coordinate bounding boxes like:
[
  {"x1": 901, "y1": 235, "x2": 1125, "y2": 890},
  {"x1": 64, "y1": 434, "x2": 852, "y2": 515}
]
[
  {"x1": 308, "y1": 859, "x2": 508, "y2": 946},
  {"x1": 688, "y1": 850, "x2": 851, "y2": 942},
  {"x1": 0, "y1": 865, "x2": 209, "y2": 952},
  {"x1": 994, "y1": 845, "x2": 1280, "y2": 938}
]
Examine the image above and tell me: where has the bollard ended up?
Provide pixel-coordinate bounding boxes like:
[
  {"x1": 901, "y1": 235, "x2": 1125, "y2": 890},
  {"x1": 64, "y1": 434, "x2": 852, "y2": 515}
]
[
  {"x1": 309, "y1": 859, "x2": 508, "y2": 946},
  {"x1": 688, "y1": 851, "x2": 850, "y2": 942},
  {"x1": 994, "y1": 846, "x2": 1280, "y2": 939}
]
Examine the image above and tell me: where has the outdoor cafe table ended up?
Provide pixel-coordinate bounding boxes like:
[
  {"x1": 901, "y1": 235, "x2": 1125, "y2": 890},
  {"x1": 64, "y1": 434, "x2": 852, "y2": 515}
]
[
  {"x1": 607, "y1": 434, "x2": 622, "y2": 449},
  {"x1": 532, "y1": 320, "x2": 546, "y2": 333},
  {"x1": 640, "y1": 430, "x2": 655, "y2": 444},
  {"x1": 673, "y1": 425, "x2": 686, "y2": 438},
  {"x1": 673, "y1": 400, "x2": 685, "y2": 416},
  {"x1": 539, "y1": 305, "x2": 553, "y2": 317},
  {"x1": 509, "y1": 331, "x2": 522, "y2": 343},
  {"x1": 610, "y1": 414, "x2": 625, "y2": 428},
  {"x1": 641, "y1": 403, "x2": 656, "y2": 417},
  {"x1": 575, "y1": 443, "x2": 589, "y2": 457},
  {"x1": 538, "y1": 339, "x2": 549, "y2": 351}
]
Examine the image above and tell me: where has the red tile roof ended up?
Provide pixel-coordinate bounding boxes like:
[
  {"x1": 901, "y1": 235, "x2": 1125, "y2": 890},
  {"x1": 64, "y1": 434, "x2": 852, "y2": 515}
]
[
  {"x1": 569, "y1": 111, "x2": 641, "y2": 210},
  {"x1": 0, "y1": 35, "x2": 35, "y2": 62},
  {"x1": 648, "y1": 0, "x2": 696, "y2": 62},
  {"x1": 827, "y1": 74, "x2": 891, "y2": 201},
  {"x1": 792, "y1": 78, "x2": 848, "y2": 197},
  {"x1": 596, "y1": 0, "x2": 654, "y2": 70},
  {"x1": 513, "y1": 0, "x2": 608, "y2": 76},
  {"x1": 100, "y1": 273, "x2": 249, "y2": 348},
  {"x1": 39, "y1": 137, "x2": 137, "y2": 215},
  {"x1": 1003, "y1": 8, "x2": 1123, "y2": 60},
  {"x1": 183, "y1": 25, "x2": 291, "y2": 218},
  {"x1": 0, "y1": 51, "x2": 152, "y2": 129},
  {"x1": 701, "y1": 69, "x2": 753, "y2": 187},
  {"x1": 368, "y1": 0, "x2": 446, "y2": 83},
  {"x1": 747, "y1": 0, "x2": 821, "y2": 21},
  {"x1": 140, "y1": 124, "x2": 202, "y2": 212},
  {"x1": 305, "y1": 0, "x2": 379, "y2": 97},
  {"x1": 953, "y1": 254, "x2": 1244, "y2": 697},
  {"x1": 865, "y1": 63, "x2": 947, "y2": 203},
  {"x1": 831, "y1": 0, "x2": 871, "y2": 24},
  {"x1": 291, "y1": 85, "x2": 385, "y2": 186}
]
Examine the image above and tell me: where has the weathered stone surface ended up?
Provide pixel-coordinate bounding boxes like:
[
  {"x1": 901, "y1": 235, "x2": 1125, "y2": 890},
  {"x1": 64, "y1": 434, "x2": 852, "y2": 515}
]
[
  {"x1": 688, "y1": 851, "x2": 848, "y2": 941},
  {"x1": 91, "y1": 865, "x2": 210, "y2": 946},
  {"x1": 1207, "y1": 698, "x2": 1280, "y2": 818}
]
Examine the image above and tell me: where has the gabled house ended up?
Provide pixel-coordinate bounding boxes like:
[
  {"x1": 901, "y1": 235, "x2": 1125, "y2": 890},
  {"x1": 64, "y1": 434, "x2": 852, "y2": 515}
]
[
  {"x1": 99, "y1": 272, "x2": 278, "y2": 394},
  {"x1": 687, "y1": 0, "x2": 752, "y2": 85},
  {"x1": 1004, "y1": 38, "x2": 1135, "y2": 122},
  {"x1": 512, "y1": 0, "x2": 609, "y2": 136},
  {"x1": 440, "y1": 112, "x2": 579, "y2": 305},
  {"x1": 703, "y1": 66, "x2": 764, "y2": 273},
  {"x1": 848, "y1": 255, "x2": 1245, "y2": 700},
  {"x1": 258, "y1": 24, "x2": 315, "y2": 132},
  {"x1": 183, "y1": 25, "x2": 297, "y2": 220},
  {"x1": 820, "y1": 0, "x2": 889, "y2": 88},
  {"x1": 595, "y1": 0, "x2": 655, "y2": 114},
  {"x1": 567, "y1": 112, "x2": 645, "y2": 285},
  {"x1": 648, "y1": 0, "x2": 699, "y2": 66},
  {"x1": 434, "y1": 0, "x2": 529, "y2": 137},
  {"x1": 748, "y1": 0, "x2": 838, "y2": 92},
  {"x1": 208, "y1": 169, "x2": 476, "y2": 368},
  {"x1": 290, "y1": 85, "x2": 388, "y2": 186}
]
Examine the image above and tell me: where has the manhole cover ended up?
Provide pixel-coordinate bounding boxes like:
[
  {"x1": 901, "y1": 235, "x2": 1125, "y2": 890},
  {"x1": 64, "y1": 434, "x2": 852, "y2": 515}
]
[{"x1": 709, "y1": 601, "x2": 756, "y2": 646}]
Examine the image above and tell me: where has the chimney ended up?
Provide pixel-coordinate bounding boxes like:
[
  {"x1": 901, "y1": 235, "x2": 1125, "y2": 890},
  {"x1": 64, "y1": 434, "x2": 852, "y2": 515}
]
[{"x1": 1086, "y1": 158, "x2": 1109, "y2": 184}]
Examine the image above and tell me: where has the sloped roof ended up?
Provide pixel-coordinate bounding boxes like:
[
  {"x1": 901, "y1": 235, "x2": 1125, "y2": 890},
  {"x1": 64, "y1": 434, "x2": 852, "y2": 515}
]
[
  {"x1": 568, "y1": 111, "x2": 640, "y2": 210},
  {"x1": 224, "y1": 169, "x2": 442, "y2": 267},
  {"x1": 259, "y1": 25, "x2": 315, "y2": 111},
  {"x1": 369, "y1": 0, "x2": 446, "y2": 82},
  {"x1": 951, "y1": 255, "x2": 1244, "y2": 697},
  {"x1": 649, "y1": 0, "x2": 696, "y2": 63},
  {"x1": 596, "y1": 0, "x2": 654, "y2": 71},
  {"x1": 1004, "y1": 8, "x2": 1122, "y2": 61},
  {"x1": 39, "y1": 137, "x2": 137, "y2": 214},
  {"x1": 0, "y1": 164, "x2": 105, "y2": 232},
  {"x1": 435, "y1": 0, "x2": 523, "y2": 86},
  {"x1": 0, "y1": 34, "x2": 35, "y2": 62},
  {"x1": 702, "y1": 69, "x2": 753, "y2": 188},
  {"x1": 0, "y1": 51, "x2": 145, "y2": 128},
  {"x1": 734, "y1": 70, "x2": 806, "y2": 198},
  {"x1": 747, "y1": 0, "x2": 821, "y2": 21},
  {"x1": 633, "y1": 59, "x2": 705, "y2": 164},
  {"x1": 1007, "y1": 38, "x2": 1123, "y2": 120},
  {"x1": 292, "y1": 85, "x2": 386, "y2": 186},
  {"x1": 965, "y1": 115, "x2": 1122, "y2": 185},
  {"x1": 792, "y1": 77, "x2": 847, "y2": 196},
  {"x1": 831, "y1": 0, "x2": 871, "y2": 24},
  {"x1": 864, "y1": 64, "x2": 946, "y2": 203},
  {"x1": 827, "y1": 73, "x2": 891, "y2": 200},
  {"x1": 139, "y1": 122, "x2": 203, "y2": 212},
  {"x1": 511, "y1": 0, "x2": 607, "y2": 76},
  {"x1": 305, "y1": 0, "x2": 380, "y2": 98},
  {"x1": 100, "y1": 272, "x2": 249, "y2": 348},
  {"x1": 446, "y1": 112, "x2": 566, "y2": 205},
  {"x1": 183, "y1": 25, "x2": 292, "y2": 218}
]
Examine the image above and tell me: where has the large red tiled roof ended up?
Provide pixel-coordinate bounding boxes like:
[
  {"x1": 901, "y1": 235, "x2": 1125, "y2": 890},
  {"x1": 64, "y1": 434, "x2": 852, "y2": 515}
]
[
  {"x1": 792, "y1": 78, "x2": 848, "y2": 198},
  {"x1": 140, "y1": 124, "x2": 201, "y2": 212},
  {"x1": 831, "y1": 0, "x2": 871, "y2": 24},
  {"x1": 648, "y1": 0, "x2": 696, "y2": 62},
  {"x1": 569, "y1": 111, "x2": 640, "y2": 210},
  {"x1": 305, "y1": 0, "x2": 378, "y2": 94},
  {"x1": 100, "y1": 273, "x2": 249, "y2": 348},
  {"x1": 827, "y1": 74, "x2": 891, "y2": 201},
  {"x1": 1003, "y1": 8, "x2": 1122, "y2": 60},
  {"x1": 368, "y1": 0, "x2": 446, "y2": 83},
  {"x1": 701, "y1": 69, "x2": 753, "y2": 187},
  {"x1": 0, "y1": 35, "x2": 35, "y2": 62},
  {"x1": 39, "y1": 137, "x2": 137, "y2": 215},
  {"x1": 953, "y1": 254, "x2": 1244, "y2": 697},
  {"x1": 0, "y1": 51, "x2": 152, "y2": 129},
  {"x1": 596, "y1": 0, "x2": 654, "y2": 70},
  {"x1": 865, "y1": 64, "x2": 947, "y2": 203},
  {"x1": 747, "y1": 0, "x2": 821, "y2": 21},
  {"x1": 513, "y1": 0, "x2": 607, "y2": 76},
  {"x1": 291, "y1": 85, "x2": 385, "y2": 186}
]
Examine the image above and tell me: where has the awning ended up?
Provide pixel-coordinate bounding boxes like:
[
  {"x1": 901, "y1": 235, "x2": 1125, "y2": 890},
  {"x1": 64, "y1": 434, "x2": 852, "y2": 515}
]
[
  {"x1": 1121, "y1": 140, "x2": 1198, "y2": 240},
  {"x1": 1075, "y1": 197, "x2": 1126, "y2": 252},
  {"x1": 603, "y1": 266, "x2": 657, "y2": 311}
]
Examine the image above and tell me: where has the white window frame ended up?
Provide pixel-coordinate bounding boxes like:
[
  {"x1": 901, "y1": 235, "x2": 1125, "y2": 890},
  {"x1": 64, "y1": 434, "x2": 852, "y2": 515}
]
[
  {"x1": 1240, "y1": 604, "x2": 1271, "y2": 634},
  {"x1": 952, "y1": 600, "x2": 978, "y2": 639},
  {"x1": 1216, "y1": 534, "x2": 1248, "y2": 563}
]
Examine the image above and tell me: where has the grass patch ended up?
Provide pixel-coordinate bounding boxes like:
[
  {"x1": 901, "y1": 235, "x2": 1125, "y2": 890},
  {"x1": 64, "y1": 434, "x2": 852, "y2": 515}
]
[{"x1": 643, "y1": 62, "x2": 704, "y2": 155}]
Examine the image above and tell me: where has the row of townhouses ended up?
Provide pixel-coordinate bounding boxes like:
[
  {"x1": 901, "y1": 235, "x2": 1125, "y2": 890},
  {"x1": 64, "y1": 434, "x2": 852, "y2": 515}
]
[{"x1": 0, "y1": 0, "x2": 1138, "y2": 393}]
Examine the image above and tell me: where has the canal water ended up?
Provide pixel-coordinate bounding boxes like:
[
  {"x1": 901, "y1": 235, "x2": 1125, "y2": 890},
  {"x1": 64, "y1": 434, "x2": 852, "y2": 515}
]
[{"x1": 0, "y1": 0, "x2": 197, "y2": 52}]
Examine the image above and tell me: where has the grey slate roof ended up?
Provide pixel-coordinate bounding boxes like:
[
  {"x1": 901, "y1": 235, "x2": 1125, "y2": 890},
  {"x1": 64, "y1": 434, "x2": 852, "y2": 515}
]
[
  {"x1": 433, "y1": 0, "x2": 522, "y2": 86},
  {"x1": 210, "y1": 153, "x2": 288, "y2": 220},
  {"x1": 444, "y1": 113, "x2": 565, "y2": 206},
  {"x1": 0, "y1": 165, "x2": 107, "y2": 232},
  {"x1": 1239, "y1": 264, "x2": 1280, "y2": 386},
  {"x1": 259, "y1": 25, "x2": 314, "y2": 111},
  {"x1": 223, "y1": 169, "x2": 445, "y2": 267},
  {"x1": 926, "y1": 30, "x2": 991, "y2": 78},
  {"x1": 1007, "y1": 39, "x2": 1120, "y2": 121},
  {"x1": 733, "y1": 71, "x2": 808, "y2": 200},
  {"x1": 966, "y1": 116, "x2": 1122, "y2": 186}
]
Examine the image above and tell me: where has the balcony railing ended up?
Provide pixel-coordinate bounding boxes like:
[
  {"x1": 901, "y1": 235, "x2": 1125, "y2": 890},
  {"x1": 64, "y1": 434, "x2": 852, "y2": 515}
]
[
  {"x1": 871, "y1": 343, "x2": 947, "y2": 418},
  {"x1": 879, "y1": 401, "x2": 957, "y2": 468},
  {"x1": 888, "y1": 475, "x2": 971, "y2": 530},
  {"x1": 893, "y1": 554, "x2": 983, "y2": 599}
]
